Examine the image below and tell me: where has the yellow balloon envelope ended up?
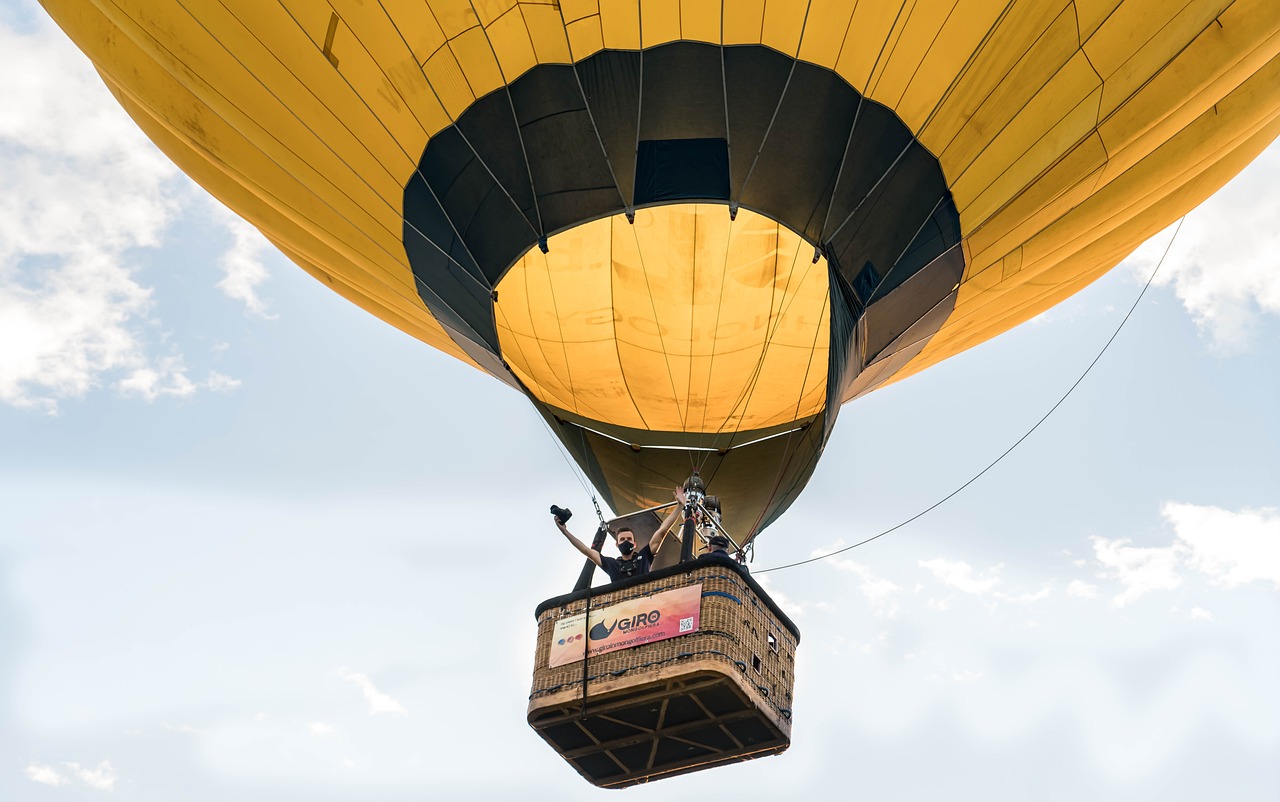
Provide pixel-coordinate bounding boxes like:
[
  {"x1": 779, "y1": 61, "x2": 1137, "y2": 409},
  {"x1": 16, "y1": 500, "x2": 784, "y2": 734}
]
[{"x1": 42, "y1": 0, "x2": 1280, "y2": 538}]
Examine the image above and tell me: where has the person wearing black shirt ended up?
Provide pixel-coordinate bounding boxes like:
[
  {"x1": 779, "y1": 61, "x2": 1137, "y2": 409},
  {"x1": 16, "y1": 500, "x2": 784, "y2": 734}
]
[{"x1": 555, "y1": 488, "x2": 685, "y2": 583}]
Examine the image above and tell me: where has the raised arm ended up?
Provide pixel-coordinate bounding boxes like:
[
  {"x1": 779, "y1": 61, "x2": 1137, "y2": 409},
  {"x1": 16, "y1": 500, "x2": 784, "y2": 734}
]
[
  {"x1": 556, "y1": 517, "x2": 602, "y2": 567},
  {"x1": 649, "y1": 487, "x2": 688, "y2": 553}
]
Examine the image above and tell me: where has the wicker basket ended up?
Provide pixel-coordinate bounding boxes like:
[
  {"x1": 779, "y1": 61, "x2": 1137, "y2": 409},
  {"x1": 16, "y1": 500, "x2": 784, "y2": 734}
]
[{"x1": 527, "y1": 555, "x2": 800, "y2": 787}]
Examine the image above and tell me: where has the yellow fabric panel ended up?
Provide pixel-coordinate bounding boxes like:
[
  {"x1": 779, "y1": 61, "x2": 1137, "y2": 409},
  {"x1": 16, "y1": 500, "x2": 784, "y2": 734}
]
[
  {"x1": 642, "y1": 0, "x2": 682, "y2": 46},
  {"x1": 195, "y1": 3, "x2": 420, "y2": 190},
  {"x1": 1084, "y1": 0, "x2": 1229, "y2": 79},
  {"x1": 488, "y1": 5, "x2": 539, "y2": 79},
  {"x1": 567, "y1": 13, "x2": 605, "y2": 58},
  {"x1": 950, "y1": 52, "x2": 1101, "y2": 217},
  {"x1": 963, "y1": 134, "x2": 1108, "y2": 273},
  {"x1": 600, "y1": 0, "x2": 642, "y2": 50},
  {"x1": 451, "y1": 25, "x2": 508, "y2": 97},
  {"x1": 1072, "y1": 0, "x2": 1125, "y2": 41},
  {"x1": 681, "y1": 0, "x2": 723, "y2": 43},
  {"x1": 561, "y1": 0, "x2": 600, "y2": 25},
  {"x1": 885, "y1": 64, "x2": 1280, "y2": 396},
  {"x1": 761, "y1": 0, "x2": 808, "y2": 55},
  {"x1": 494, "y1": 207, "x2": 829, "y2": 434},
  {"x1": 797, "y1": 0, "x2": 855, "y2": 68},
  {"x1": 837, "y1": 1, "x2": 908, "y2": 93},
  {"x1": 282, "y1": 2, "x2": 436, "y2": 154},
  {"x1": 920, "y1": 2, "x2": 1071, "y2": 156},
  {"x1": 522, "y1": 2, "x2": 574, "y2": 62},
  {"x1": 934, "y1": 5, "x2": 1081, "y2": 175},
  {"x1": 379, "y1": 0, "x2": 447, "y2": 63},
  {"x1": 1095, "y1": 1, "x2": 1236, "y2": 119},
  {"x1": 722, "y1": 0, "x2": 765, "y2": 46},
  {"x1": 423, "y1": 33, "x2": 477, "y2": 118},
  {"x1": 893, "y1": 0, "x2": 1009, "y2": 132},
  {"x1": 867, "y1": 0, "x2": 959, "y2": 109},
  {"x1": 425, "y1": 0, "x2": 480, "y2": 37},
  {"x1": 1097, "y1": 0, "x2": 1280, "y2": 169}
]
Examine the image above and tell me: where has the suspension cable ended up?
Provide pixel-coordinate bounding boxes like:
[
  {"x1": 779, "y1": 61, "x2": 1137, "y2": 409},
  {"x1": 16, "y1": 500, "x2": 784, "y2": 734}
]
[{"x1": 754, "y1": 217, "x2": 1185, "y2": 574}]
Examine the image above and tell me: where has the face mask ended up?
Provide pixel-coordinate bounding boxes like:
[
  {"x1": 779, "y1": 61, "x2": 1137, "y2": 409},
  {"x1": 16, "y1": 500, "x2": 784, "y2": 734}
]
[{"x1": 617, "y1": 540, "x2": 635, "y2": 556}]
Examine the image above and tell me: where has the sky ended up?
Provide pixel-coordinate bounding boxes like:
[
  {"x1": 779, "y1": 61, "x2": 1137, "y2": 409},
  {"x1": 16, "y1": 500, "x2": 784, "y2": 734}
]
[{"x1": 2, "y1": 2, "x2": 1278, "y2": 800}]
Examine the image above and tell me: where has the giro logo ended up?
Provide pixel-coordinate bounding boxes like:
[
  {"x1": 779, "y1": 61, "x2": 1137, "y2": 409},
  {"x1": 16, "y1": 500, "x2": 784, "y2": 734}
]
[{"x1": 589, "y1": 610, "x2": 661, "y2": 640}]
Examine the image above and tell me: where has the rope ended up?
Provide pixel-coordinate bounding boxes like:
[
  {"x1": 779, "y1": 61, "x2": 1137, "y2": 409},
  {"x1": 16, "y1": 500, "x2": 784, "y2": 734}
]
[{"x1": 755, "y1": 216, "x2": 1185, "y2": 574}]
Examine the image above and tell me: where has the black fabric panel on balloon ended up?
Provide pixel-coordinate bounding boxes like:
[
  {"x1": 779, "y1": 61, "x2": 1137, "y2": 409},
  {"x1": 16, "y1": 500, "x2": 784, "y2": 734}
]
[
  {"x1": 419, "y1": 128, "x2": 530, "y2": 287},
  {"x1": 509, "y1": 65, "x2": 624, "y2": 237},
  {"x1": 737, "y1": 60, "x2": 859, "y2": 238},
  {"x1": 454, "y1": 91, "x2": 537, "y2": 226},
  {"x1": 863, "y1": 244, "x2": 965, "y2": 363},
  {"x1": 824, "y1": 144, "x2": 946, "y2": 300},
  {"x1": 402, "y1": 42, "x2": 965, "y2": 426},
  {"x1": 819, "y1": 101, "x2": 915, "y2": 243},
  {"x1": 880, "y1": 198, "x2": 963, "y2": 301},
  {"x1": 400, "y1": 190, "x2": 498, "y2": 353},
  {"x1": 575, "y1": 52, "x2": 642, "y2": 206},
  {"x1": 634, "y1": 138, "x2": 730, "y2": 204},
  {"x1": 723, "y1": 46, "x2": 794, "y2": 202},
  {"x1": 823, "y1": 264, "x2": 862, "y2": 445},
  {"x1": 638, "y1": 43, "x2": 726, "y2": 141}
]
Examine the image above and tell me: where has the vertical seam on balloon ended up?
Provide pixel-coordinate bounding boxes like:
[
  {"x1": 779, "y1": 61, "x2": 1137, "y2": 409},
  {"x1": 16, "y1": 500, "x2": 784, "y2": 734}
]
[
  {"x1": 825, "y1": 139, "x2": 915, "y2": 243},
  {"x1": 551, "y1": 2, "x2": 633, "y2": 213},
  {"x1": 862, "y1": 0, "x2": 912, "y2": 95},
  {"x1": 888, "y1": 0, "x2": 962, "y2": 110},
  {"x1": 697, "y1": 204, "x2": 740, "y2": 442},
  {"x1": 382, "y1": 2, "x2": 544, "y2": 242},
  {"x1": 866, "y1": 193, "x2": 950, "y2": 305},
  {"x1": 609, "y1": 217, "x2": 652, "y2": 432},
  {"x1": 818, "y1": 95, "x2": 866, "y2": 244},
  {"x1": 463, "y1": 0, "x2": 546, "y2": 239},
  {"x1": 719, "y1": 3, "x2": 733, "y2": 200},
  {"x1": 713, "y1": 222, "x2": 814, "y2": 445},
  {"x1": 625, "y1": 209, "x2": 691, "y2": 437},
  {"x1": 220, "y1": 0, "x2": 495, "y2": 296},
  {"x1": 791, "y1": 289, "x2": 831, "y2": 426},
  {"x1": 913, "y1": 0, "x2": 1016, "y2": 145},
  {"x1": 735, "y1": 0, "x2": 817, "y2": 204}
]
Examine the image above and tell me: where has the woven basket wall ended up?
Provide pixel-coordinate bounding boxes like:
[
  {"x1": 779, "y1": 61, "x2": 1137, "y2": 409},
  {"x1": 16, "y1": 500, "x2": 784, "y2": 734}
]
[{"x1": 529, "y1": 563, "x2": 797, "y2": 732}]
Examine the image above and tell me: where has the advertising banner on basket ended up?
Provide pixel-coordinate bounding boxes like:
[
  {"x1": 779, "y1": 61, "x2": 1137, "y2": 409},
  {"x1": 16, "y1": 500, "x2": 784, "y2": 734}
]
[{"x1": 548, "y1": 584, "x2": 702, "y2": 668}]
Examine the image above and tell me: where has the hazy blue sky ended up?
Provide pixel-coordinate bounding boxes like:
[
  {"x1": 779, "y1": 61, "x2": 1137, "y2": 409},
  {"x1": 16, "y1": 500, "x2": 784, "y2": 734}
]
[{"x1": 3, "y1": 2, "x2": 1278, "y2": 799}]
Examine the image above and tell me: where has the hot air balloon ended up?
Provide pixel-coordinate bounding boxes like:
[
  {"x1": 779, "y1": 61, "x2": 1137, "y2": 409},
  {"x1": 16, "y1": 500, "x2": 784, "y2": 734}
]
[{"x1": 42, "y1": 0, "x2": 1280, "y2": 787}]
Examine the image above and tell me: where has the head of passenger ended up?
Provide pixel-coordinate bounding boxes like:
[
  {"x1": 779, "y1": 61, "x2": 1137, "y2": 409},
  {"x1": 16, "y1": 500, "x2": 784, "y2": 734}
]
[
  {"x1": 707, "y1": 534, "x2": 730, "y2": 555},
  {"x1": 615, "y1": 527, "x2": 637, "y2": 557}
]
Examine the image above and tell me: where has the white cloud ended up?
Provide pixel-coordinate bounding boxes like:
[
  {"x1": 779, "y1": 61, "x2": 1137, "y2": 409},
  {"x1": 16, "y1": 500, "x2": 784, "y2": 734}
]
[
  {"x1": 918, "y1": 558, "x2": 1002, "y2": 595},
  {"x1": 1125, "y1": 142, "x2": 1280, "y2": 352},
  {"x1": 210, "y1": 203, "x2": 275, "y2": 318},
  {"x1": 825, "y1": 553, "x2": 902, "y2": 617},
  {"x1": 25, "y1": 762, "x2": 69, "y2": 786},
  {"x1": 1067, "y1": 579, "x2": 1100, "y2": 600},
  {"x1": 25, "y1": 760, "x2": 117, "y2": 791},
  {"x1": 1189, "y1": 606, "x2": 1214, "y2": 621},
  {"x1": 337, "y1": 668, "x2": 407, "y2": 716},
  {"x1": 66, "y1": 761, "x2": 118, "y2": 792},
  {"x1": 309, "y1": 721, "x2": 334, "y2": 735},
  {"x1": 0, "y1": 17, "x2": 241, "y2": 412},
  {"x1": 1090, "y1": 536, "x2": 1183, "y2": 607},
  {"x1": 1163, "y1": 502, "x2": 1280, "y2": 590}
]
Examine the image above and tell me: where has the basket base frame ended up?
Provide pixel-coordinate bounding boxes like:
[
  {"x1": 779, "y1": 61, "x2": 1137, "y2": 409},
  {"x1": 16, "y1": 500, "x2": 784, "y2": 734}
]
[{"x1": 527, "y1": 664, "x2": 790, "y2": 788}]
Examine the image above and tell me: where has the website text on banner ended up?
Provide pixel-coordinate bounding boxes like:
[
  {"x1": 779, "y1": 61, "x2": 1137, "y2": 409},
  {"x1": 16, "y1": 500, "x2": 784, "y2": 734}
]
[{"x1": 548, "y1": 584, "x2": 703, "y2": 669}]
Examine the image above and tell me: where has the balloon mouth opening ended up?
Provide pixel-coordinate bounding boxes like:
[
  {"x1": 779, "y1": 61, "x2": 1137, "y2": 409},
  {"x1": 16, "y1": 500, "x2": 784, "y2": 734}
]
[{"x1": 493, "y1": 203, "x2": 831, "y2": 435}]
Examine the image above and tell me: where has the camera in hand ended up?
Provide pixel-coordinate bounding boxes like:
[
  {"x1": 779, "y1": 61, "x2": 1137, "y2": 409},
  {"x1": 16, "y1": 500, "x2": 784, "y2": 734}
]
[{"x1": 550, "y1": 505, "x2": 573, "y2": 525}]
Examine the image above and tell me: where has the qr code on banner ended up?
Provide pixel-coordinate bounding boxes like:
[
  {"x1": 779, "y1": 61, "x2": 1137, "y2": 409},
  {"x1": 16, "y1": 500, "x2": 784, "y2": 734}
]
[{"x1": 679, "y1": 616, "x2": 694, "y2": 633}]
